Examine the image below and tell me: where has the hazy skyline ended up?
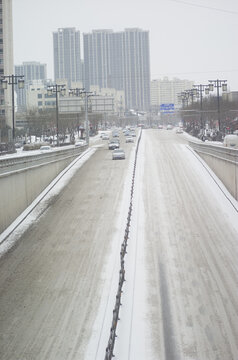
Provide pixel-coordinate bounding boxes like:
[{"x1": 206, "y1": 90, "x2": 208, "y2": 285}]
[{"x1": 13, "y1": 0, "x2": 238, "y2": 90}]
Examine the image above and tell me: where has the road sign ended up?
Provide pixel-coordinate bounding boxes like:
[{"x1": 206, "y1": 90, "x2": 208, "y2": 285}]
[{"x1": 160, "y1": 103, "x2": 175, "y2": 114}]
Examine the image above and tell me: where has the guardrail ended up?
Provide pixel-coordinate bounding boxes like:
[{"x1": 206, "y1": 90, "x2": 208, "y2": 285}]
[
  {"x1": 104, "y1": 129, "x2": 142, "y2": 359},
  {"x1": 188, "y1": 141, "x2": 238, "y2": 164},
  {"x1": 188, "y1": 140, "x2": 238, "y2": 200},
  {"x1": 0, "y1": 145, "x2": 88, "y2": 174},
  {"x1": 0, "y1": 145, "x2": 88, "y2": 234}
]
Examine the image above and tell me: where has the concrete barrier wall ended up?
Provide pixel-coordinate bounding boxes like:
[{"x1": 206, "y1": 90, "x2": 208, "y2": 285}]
[
  {"x1": 189, "y1": 141, "x2": 238, "y2": 200},
  {"x1": 0, "y1": 146, "x2": 87, "y2": 234}
]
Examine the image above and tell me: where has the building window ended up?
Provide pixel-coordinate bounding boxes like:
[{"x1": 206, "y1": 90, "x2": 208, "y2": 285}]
[
  {"x1": 38, "y1": 94, "x2": 42, "y2": 98},
  {"x1": 45, "y1": 101, "x2": 55, "y2": 106},
  {"x1": 38, "y1": 101, "x2": 43, "y2": 106}
]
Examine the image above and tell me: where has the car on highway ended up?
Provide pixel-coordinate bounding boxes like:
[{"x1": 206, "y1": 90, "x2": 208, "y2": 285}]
[
  {"x1": 75, "y1": 140, "x2": 86, "y2": 147},
  {"x1": 40, "y1": 145, "x2": 51, "y2": 152},
  {"x1": 176, "y1": 128, "x2": 183, "y2": 134},
  {"x1": 112, "y1": 148, "x2": 125, "y2": 160},
  {"x1": 112, "y1": 131, "x2": 119, "y2": 137},
  {"x1": 14, "y1": 142, "x2": 23, "y2": 148},
  {"x1": 158, "y1": 124, "x2": 163, "y2": 129},
  {"x1": 223, "y1": 134, "x2": 238, "y2": 148},
  {"x1": 167, "y1": 124, "x2": 173, "y2": 130},
  {"x1": 108, "y1": 141, "x2": 120, "y2": 150},
  {"x1": 102, "y1": 134, "x2": 110, "y2": 140},
  {"x1": 126, "y1": 136, "x2": 134, "y2": 143}
]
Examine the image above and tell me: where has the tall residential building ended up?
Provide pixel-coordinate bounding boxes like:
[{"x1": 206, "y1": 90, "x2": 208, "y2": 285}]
[
  {"x1": 0, "y1": 0, "x2": 14, "y2": 128},
  {"x1": 83, "y1": 28, "x2": 151, "y2": 111},
  {"x1": 15, "y1": 61, "x2": 47, "y2": 111},
  {"x1": 151, "y1": 77, "x2": 194, "y2": 110},
  {"x1": 53, "y1": 28, "x2": 82, "y2": 88}
]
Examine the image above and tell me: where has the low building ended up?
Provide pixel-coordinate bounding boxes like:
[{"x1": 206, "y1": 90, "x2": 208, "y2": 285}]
[
  {"x1": 25, "y1": 82, "x2": 125, "y2": 118},
  {"x1": 222, "y1": 91, "x2": 238, "y2": 102},
  {"x1": 151, "y1": 77, "x2": 194, "y2": 110},
  {"x1": 59, "y1": 86, "x2": 125, "y2": 116},
  {"x1": 26, "y1": 81, "x2": 56, "y2": 111}
]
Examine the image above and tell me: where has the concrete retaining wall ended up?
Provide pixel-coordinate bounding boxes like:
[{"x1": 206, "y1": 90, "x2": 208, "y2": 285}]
[
  {"x1": 189, "y1": 141, "x2": 238, "y2": 200},
  {"x1": 0, "y1": 146, "x2": 87, "y2": 234}
]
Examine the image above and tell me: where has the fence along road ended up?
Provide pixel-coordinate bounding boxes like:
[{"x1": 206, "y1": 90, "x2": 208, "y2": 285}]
[{"x1": 0, "y1": 129, "x2": 238, "y2": 359}]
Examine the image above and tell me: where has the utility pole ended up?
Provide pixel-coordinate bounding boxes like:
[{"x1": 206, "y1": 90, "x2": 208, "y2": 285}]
[
  {"x1": 208, "y1": 80, "x2": 227, "y2": 132},
  {"x1": 193, "y1": 84, "x2": 209, "y2": 131}
]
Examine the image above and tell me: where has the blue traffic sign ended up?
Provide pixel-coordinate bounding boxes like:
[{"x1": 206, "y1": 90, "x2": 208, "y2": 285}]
[{"x1": 160, "y1": 103, "x2": 175, "y2": 113}]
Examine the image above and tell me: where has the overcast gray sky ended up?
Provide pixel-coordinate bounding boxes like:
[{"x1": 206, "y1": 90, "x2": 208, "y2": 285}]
[{"x1": 13, "y1": 0, "x2": 238, "y2": 90}]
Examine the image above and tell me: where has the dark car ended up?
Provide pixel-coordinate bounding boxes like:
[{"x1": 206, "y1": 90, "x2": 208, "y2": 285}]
[{"x1": 108, "y1": 141, "x2": 120, "y2": 150}]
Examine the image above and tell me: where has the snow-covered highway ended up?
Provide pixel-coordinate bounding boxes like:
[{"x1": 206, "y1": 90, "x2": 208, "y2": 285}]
[{"x1": 0, "y1": 129, "x2": 237, "y2": 360}]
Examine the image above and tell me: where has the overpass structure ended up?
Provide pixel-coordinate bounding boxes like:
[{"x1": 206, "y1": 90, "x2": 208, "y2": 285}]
[{"x1": 0, "y1": 130, "x2": 237, "y2": 360}]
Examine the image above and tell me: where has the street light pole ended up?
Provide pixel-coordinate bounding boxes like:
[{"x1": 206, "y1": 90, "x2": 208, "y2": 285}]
[
  {"x1": 69, "y1": 88, "x2": 94, "y2": 145},
  {"x1": 69, "y1": 87, "x2": 85, "y2": 139},
  {"x1": 85, "y1": 93, "x2": 89, "y2": 145},
  {"x1": 193, "y1": 84, "x2": 209, "y2": 131},
  {"x1": 81, "y1": 90, "x2": 95, "y2": 145},
  {"x1": 47, "y1": 84, "x2": 66, "y2": 146},
  {"x1": 1, "y1": 74, "x2": 24, "y2": 142},
  {"x1": 208, "y1": 79, "x2": 227, "y2": 132}
]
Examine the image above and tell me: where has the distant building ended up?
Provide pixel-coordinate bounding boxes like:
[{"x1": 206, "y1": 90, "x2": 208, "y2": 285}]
[
  {"x1": 15, "y1": 61, "x2": 47, "y2": 111},
  {"x1": 83, "y1": 28, "x2": 150, "y2": 111},
  {"x1": 0, "y1": 0, "x2": 14, "y2": 129},
  {"x1": 90, "y1": 85, "x2": 125, "y2": 116},
  {"x1": 53, "y1": 28, "x2": 82, "y2": 88},
  {"x1": 151, "y1": 77, "x2": 194, "y2": 110},
  {"x1": 59, "y1": 85, "x2": 125, "y2": 116},
  {"x1": 222, "y1": 91, "x2": 238, "y2": 102},
  {"x1": 26, "y1": 81, "x2": 56, "y2": 111}
]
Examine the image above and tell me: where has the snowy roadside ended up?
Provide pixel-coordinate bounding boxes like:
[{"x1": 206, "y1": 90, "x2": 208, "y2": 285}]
[{"x1": 0, "y1": 133, "x2": 102, "y2": 161}]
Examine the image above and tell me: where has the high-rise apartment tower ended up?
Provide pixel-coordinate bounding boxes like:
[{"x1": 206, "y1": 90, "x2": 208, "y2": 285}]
[
  {"x1": 0, "y1": 0, "x2": 14, "y2": 128},
  {"x1": 53, "y1": 28, "x2": 82, "y2": 88},
  {"x1": 83, "y1": 28, "x2": 150, "y2": 111}
]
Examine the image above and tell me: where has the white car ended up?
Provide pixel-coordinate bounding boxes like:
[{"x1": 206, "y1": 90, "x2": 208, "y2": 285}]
[
  {"x1": 176, "y1": 128, "x2": 183, "y2": 134},
  {"x1": 75, "y1": 140, "x2": 86, "y2": 147},
  {"x1": 112, "y1": 148, "x2": 125, "y2": 160},
  {"x1": 126, "y1": 136, "x2": 134, "y2": 143},
  {"x1": 223, "y1": 134, "x2": 238, "y2": 148},
  {"x1": 40, "y1": 145, "x2": 51, "y2": 152}
]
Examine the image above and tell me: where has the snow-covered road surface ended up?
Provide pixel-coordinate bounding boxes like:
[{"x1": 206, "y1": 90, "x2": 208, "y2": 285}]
[
  {"x1": 116, "y1": 130, "x2": 238, "y2": 360},
  {"x1": 0, "y1": 129, "x2": 237, "y2": 360}
]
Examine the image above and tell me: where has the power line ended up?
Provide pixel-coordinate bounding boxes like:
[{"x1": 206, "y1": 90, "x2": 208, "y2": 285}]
[{"x1": 168, "y1": 0, "x2": 238, "y2": 15}]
